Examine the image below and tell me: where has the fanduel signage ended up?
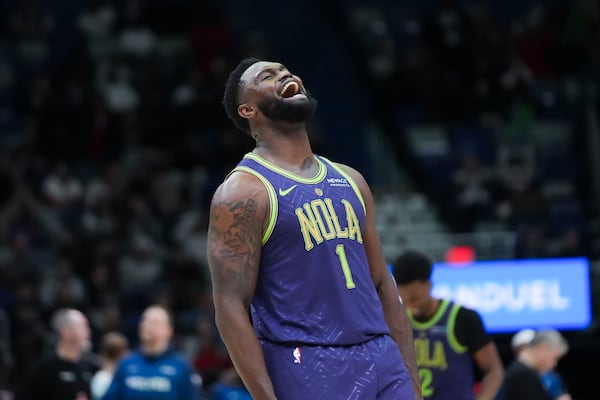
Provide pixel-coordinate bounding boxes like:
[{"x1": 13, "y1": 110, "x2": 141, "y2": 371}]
[{"x1": 431, "y1": 258, "x2": 591, "y2": 332}]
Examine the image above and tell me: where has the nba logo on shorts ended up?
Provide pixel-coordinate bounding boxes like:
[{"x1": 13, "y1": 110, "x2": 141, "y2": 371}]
[{"x1": 293, "y1": 347, "x2": 302, "y2": 364}]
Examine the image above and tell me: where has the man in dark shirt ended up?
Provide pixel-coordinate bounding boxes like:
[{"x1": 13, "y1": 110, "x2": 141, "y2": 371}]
[
  {"x1": 502, "y1": 329, "x2": 568, "y2": 400},
  {"x1": 15, "y1": 308, "x2": 94, "y2": 400}
]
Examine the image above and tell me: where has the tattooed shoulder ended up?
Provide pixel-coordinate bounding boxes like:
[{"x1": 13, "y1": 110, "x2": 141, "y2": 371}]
[
  {"x1": 209, "y1": 196, "x2": 261, "y2": 258},
  {"x1": 208, "y1": 196, "x2": 262, "y2": 296}
]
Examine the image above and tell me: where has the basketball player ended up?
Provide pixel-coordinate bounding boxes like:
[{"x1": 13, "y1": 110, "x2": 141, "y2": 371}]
[
  {"x1": 392, "y1": 250, "x2": 503, "y2": 400},
  {"x1": 207, "y1": 58, "x2": 421, "y2": 399}
]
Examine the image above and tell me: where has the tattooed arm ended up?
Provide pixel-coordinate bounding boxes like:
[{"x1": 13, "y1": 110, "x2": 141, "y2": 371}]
[
  {"x1": 207, "y1": 171, "x2": 277, "y2": 400},
  {"x1": 338, "y1": 164, "x2": 423, "y2": 400}
]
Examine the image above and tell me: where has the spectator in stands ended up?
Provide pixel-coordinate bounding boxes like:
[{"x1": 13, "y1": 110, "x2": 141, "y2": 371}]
[
  {"x1": 173, "y1": 210, "x2": 209, "y2": 273},
  {"x1": 118, "y1": 234, "x2": 163, "y2": 310},
  {"x1": 77, "y1": 0, "x2": 117, "y2": 40},
  {"x1": 554, "y1": 228, "x2": 585, "y2": 258},
  {"x1": 102, "y1": 305, "x2": 201, "y2": 399},
  {"x1": 501, "y1": 329, "x2": 570, "y2": 400},
  {"x1": 451, "y1": 152, "x2": 495, "y2": 232},
  {"x1": 9, "y1": 0, "x2": 54, "y2": 39},
  {"x1": 117, "y1": 0, "x2": 156, "y2": 58},
  {"x1": 6, "y1": 281, "x2": 45, "y2": 381},
  {"x1": 495, "y1": 155, "x2": 547, "y2": 227},
  {"x1": 0, "y1": 309, "x2": 13, "y2": 392},
  {"x1": 98, "y1": 61, "x2": 140, "y2": 114},
  {"x1": 514, "y1": 224, "x2": 549, "y2": 259},
  {"x1": 82, "y1": 196, "x2": 118, "y2": 238},
  {"x1": 509, "y1": 329, "x2": 571, "y2": 400},
  {"x1": 42, "y1": 162, "x2": 83, "y2": 208},
  {"x1": 193, "y1": 314, "x2": 231, "y2": 390},
  {"x1": 38, "y1": 256, "x2": 87, "y2": 311}
]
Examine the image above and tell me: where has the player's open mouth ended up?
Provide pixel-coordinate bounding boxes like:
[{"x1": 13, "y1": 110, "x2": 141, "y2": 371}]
[{"x1": 280, "y1": 81, "x2": 301, "y2": 98}]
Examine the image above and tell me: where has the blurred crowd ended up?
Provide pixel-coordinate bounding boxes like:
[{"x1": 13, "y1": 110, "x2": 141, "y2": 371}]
[
  {"x1": 348, "y1": 0, "x2": 600, "y2": 257},
  {"x1": 0, "y1": 0, "x2": 598, "y2": 398},
  {"x1": 0, "y1": 0, "x2": 256, "y2": 396}
]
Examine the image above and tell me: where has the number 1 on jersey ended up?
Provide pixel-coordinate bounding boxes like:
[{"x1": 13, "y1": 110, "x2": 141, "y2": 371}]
[{"x1": 335, "y1": 244, "x2": 356, "y2": 289}]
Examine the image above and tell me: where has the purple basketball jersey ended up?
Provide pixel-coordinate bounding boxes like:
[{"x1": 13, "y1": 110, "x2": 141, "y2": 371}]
[
  {"x1": 261, "y1": 335, "x2": 414, "y2": 400},
  {"x1": 233, "y1": 153, "x2": 389, "y2": 345},
  {"x1": 411, "y1": 300, "x2": 475, "y2": 400}
]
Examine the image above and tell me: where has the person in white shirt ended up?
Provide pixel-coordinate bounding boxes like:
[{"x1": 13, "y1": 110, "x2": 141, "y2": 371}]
[{"x1": 91, "y1": 332, "x2": 129, "y2": 400}]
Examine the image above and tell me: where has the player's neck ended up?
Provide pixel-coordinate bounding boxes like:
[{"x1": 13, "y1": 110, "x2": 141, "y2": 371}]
[
  {"x1": 252, "y1": 120, "x2": 310, "y2": 147},
  {"x1": 254, "y1": 130, "x2": 315, "y2": 171},
  {"x1": 259, "y1": 118, "x2": 308, "y2": 135},
  {"x1": 56, "y1": 342, "x2": 82, "y2": 363},
  {"x1": 426, "y1": 298, "x2": 441, "y2": 319}
]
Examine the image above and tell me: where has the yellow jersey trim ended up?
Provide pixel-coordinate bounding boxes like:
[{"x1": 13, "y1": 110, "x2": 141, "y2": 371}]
[
  {"x1": 244, "y1": 153, "x2": 327, "y2": 184},
  {"x1": 410, "y1": 299, "x2": 451, "y2": 331},
  {"x1": 447, "y1": 303, "x2": 468, "y2": 353},
  {"x1": 229, "y1": 166, "x2": 278, "y2": 245}
]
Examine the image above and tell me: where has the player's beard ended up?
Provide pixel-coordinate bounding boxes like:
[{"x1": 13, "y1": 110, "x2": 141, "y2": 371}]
[{"x1": 258, "y1": 91, "x2": 317, "y2": 125}]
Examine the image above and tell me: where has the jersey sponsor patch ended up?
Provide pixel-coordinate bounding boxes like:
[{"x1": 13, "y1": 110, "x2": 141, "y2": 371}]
[{"x1": 327, "y1": 177, "x2": 350, "y2": 187}]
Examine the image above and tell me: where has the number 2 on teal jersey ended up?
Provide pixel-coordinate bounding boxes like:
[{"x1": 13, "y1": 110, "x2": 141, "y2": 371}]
[
  {"x1": 419, "y1": 368, "x2": 434, "y2": 397},
  {"x1": 335, "y1": 244, "x2": 356, "y2": 289}
]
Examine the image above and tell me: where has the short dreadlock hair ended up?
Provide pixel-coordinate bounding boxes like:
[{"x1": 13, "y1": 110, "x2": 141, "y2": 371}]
[
  {"x1": 392, "y1": 249, "x2": 433, "y2": 285},
  {"x1": 222, "y1": 57, "x2": 261, "y2": 134}
]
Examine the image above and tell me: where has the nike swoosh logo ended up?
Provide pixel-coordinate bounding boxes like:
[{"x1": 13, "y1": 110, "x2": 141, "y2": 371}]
[{"x1": 279, "y1": 185, "x2": 297, "y2": 196}]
